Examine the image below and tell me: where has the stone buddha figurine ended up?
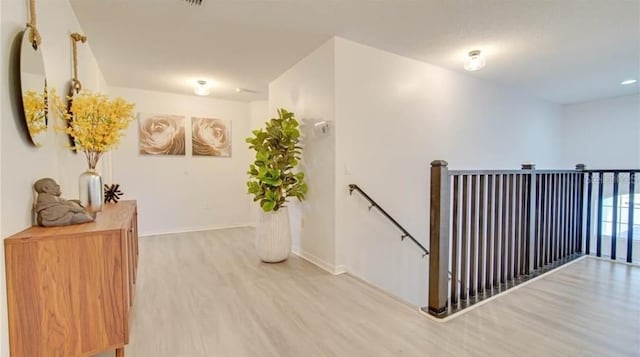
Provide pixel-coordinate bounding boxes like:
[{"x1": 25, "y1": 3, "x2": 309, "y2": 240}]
[{"x1": 34, "y1": 178, "x2": 94, "y2": 227}]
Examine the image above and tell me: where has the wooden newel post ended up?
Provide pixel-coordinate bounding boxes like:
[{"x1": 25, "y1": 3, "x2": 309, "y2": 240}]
[
  {"x1": 522, "y1": 163, "x2": 536, "y2": 274},
  {"x1": 428, "y1": 160, "x2": 450, "y2": 315}
]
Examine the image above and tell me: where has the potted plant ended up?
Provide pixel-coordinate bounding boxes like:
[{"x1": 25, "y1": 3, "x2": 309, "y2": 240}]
[{"x1": 246, "y1": 108, "x2": 307, "y2": 262}]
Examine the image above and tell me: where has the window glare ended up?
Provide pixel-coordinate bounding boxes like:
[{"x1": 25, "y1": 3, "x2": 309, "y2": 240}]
[{"x1": 601, "y1": 193, "x2": 640, "y2": 238}]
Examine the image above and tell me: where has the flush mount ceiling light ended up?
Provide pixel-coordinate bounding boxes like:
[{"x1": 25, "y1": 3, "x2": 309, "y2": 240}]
[
  {"x1": 464, "y1": 50, "x2": 486, "y2": 71},
  {"x1": 621, "y1": 79, "x2": 637, "y2": 85},
  {"x1": 194, "y1": 80, "x2": 210, "y2": 96}
]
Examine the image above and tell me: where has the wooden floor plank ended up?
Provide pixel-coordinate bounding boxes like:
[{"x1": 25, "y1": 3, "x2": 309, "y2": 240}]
[{"x1": 98, "y1": 227, "x2": 640, "y2": 357}]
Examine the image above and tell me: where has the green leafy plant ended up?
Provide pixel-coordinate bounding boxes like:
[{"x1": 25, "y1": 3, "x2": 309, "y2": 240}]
[{"x1": 246, "y1": 108, "x2": 307, "y2": 212}]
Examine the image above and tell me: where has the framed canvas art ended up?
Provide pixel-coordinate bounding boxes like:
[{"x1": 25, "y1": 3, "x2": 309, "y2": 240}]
[
  {"x1": 191, "y1": 117, "x2": 231, "y2": 157},
  {"x1": 138, "y1": 113, "x2": 186, "y2": 155}
]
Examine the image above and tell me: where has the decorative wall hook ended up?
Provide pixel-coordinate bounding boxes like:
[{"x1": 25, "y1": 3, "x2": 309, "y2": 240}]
[
  {"x1": 26, "y1": 0, "x2": 42, "y2": 49},
  {"x1": 70, "y1": 33, "x2": 87, "y2": 94}
]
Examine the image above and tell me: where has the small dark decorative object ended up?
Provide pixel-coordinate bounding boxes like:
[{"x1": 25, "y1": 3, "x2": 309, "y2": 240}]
[
  {"x1": 104, "y1": 184, "x2": 123, "y2": 203},
  {"x1": 184, "y1": 0, "x2": 202, "y2": 5}
]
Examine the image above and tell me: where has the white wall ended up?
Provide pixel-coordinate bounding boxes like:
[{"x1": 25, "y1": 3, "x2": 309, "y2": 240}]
[
  {"x1": 108, "y1": 87, "x2": 253, "y2": 236},
  {"x1": 250, "y1": 101, "x2": 269, "y2": 131},
  {"x1": 562, "y1": 94, "x2": 640, "y2": 169},
  {"x1": 1, "y1": 0, "x2": 107, "y2": 355},
  {"x1": 269, "y1": 39, "x2": 339, "y2": 273},
  {"x1": 267, "y1": 37, "x2": 564, "y2": 305},
  {"x1": 331, "y1": 38, "x2": 564, "y2": 307}
]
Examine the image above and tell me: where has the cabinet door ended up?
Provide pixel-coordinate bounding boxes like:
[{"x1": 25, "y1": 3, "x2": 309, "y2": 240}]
[{"x1": 6, "y1": 232, "x2": 126, "y2": 357}]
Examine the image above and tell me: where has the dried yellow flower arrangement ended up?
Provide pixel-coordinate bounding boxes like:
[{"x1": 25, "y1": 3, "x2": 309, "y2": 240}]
[
  {"x1": 23, "y1": 89, "x2": 48, "y2": 144},
  {"x1": 54, "y1": 91, "x2": 135, "y2": 169}
]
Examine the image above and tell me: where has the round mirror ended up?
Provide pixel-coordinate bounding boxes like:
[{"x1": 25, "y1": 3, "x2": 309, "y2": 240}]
[{"x1": 20, "y1": 28, "x2": 48, "y2": 147}]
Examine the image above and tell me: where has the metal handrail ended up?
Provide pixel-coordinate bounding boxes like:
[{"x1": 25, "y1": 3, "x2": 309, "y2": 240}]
[
  {"x1": 584, "y1": 169, "x2": 640, "y2": 173},
  {"x1": 448, "y1": 169, "x2": 578, "y2": 176},
  {"x1": 348, "y1": 184, "x2": 429, "y2": 257}
]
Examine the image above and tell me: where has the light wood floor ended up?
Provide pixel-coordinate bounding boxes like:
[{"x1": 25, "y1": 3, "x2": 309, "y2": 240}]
[{"x1": 100, "y1": 227, "x2": 640, "y2": 357}]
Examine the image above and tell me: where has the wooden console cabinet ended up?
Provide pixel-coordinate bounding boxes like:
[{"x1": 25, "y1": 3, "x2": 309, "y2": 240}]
[{"x1": 5, "y1": 200, "x2": 139, "y2": 357}]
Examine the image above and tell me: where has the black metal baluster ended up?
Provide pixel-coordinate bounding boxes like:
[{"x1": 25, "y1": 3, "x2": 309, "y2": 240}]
[
  {"x1": 506, "y1": 174, "x2": 514, "y2": 282},
  {"x1": 547, "y1": 174, "x2": 555, "y2": 264},
  {"x1": 563, "y1": 173, "x2": 569, "y2": 258},
  {"x1": 597, "y1": 172, "x2": 604, "y2": 257},
  {"x1": 577, "y1": 171, "x2": 585, "y2": 253},
  {"x1": 558, "y1": 174, "x2": 567, "y2": 259},
  {"x1": 470, "y1": 175, "x2": 477, "y2": 297},
  {"x1": 493, "y1": 175, "x2": 501, "y2": 287},
  {"x1": 586, "y1": 173, "x2": 593, "y2": 255},
  {"x1": 537, "y1": 173, "x2": 546, "y2": 268},
  {"x1": 451, "y1": 176, "x2": 459, "y2": 305},
  {"x1": 521, "y1": 173, "x2": 529, "y2": 274},
  {"x1": 547, "y1": 174, "x2": 553, "y2": 263},
  {"x1": 567, "y1": 173, "x2": 572, "y2": 255},
  {"x1": 569, "y1": 173, "x2": 576, "y2": 254},
  {"x1": 554, "y1": 174, "x2": 561, "y2": 261},
  {"x1": 556, "y1": 174, "x2": 563, "y2": 261},
  {"x1": 478, "y1": 175, "x2": 486, "y2": 294},
  {"x1": 501, "y1": 174, "x2": 508, "y2": 284},
  {"x1": 514, "y1": 174, "x2": 522, "y2": 278},
  {"x1": 558, "y1": 174, "x2": 566, "y2": 259},
  {"x1": 611, "y1": 172, "x2": 619, "y2": 260},
  {"x1": 461, "y1": 175, "x2": 469, "y2": 300},
  {"x1": 549, "y1": 174, "x2": 556, "y2": 262},
  {"x1": 542, "y1": 174, "x2": 548, "y2": 264},
  {"x1": 486, "y1": 175, "x2": 493, "y2": 289},
  {"x1": 627, "y1": 173, "x2": 635, "y2": 263},
  {"x1": 521, "y1": 174, "x2": 528, "y2": 276},
  {"x1": 553, "y1": 174, "x2": 562, "y2": 261},
  {"x1": 574, "y1": 172, "x2": 581, "y2": 253}
]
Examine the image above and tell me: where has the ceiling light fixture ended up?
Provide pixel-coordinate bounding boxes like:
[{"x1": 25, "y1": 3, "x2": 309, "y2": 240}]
[
  {"x1": 621, "y1": 79, "x2": 637, "y2": 85},
  {"x1": 194, "y1": 80, "x2": 210, "y2": 96},
  {"x1": 464, "y1": 50, "x2": 486, "y2": 71}
]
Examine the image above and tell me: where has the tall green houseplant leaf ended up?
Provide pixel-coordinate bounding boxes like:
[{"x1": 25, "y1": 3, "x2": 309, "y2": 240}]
[{"x1": 246, "y1": 108, "x2": 308, "y2": 212}]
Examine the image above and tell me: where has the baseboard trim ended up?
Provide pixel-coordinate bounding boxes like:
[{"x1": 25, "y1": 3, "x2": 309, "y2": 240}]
[
  {"x1": 344, "y1": 271, "x2": 419, "y2": 310},
  {"x1": 585, "y1": 254, "x2": 640, "y2": 267},
  {"x1": 139, "y1": 224, "x2": 254, "y2": 237},
  {"x1": 291, "y1": 249, "x2": 346, "y2": 275}
]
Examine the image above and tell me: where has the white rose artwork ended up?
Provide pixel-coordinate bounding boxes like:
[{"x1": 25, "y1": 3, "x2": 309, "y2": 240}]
[
  {"x1": 138, "y1": 113, "x2": 186, "y2": 155},
  {"x1": 191, "y1": 117, "x2": 231, "y2": 157}
]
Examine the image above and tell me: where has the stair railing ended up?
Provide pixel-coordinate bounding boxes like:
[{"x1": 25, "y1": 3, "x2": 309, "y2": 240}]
[
  {"x1": 427, "y1": 161, "x2": 586, "y2": 317},
  {"x1": 348, "y1": 184, "x2": 429, "y2": 257}
]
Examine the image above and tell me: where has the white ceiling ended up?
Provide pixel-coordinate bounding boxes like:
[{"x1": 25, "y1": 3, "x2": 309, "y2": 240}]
[{"x1": 70, "y1": 0, "x2": 640, "y2": 104}]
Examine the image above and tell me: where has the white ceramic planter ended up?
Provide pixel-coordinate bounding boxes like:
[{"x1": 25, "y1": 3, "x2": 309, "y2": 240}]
[{"x1": 256, "y1": 206, "x2": 291, "y2": 263}]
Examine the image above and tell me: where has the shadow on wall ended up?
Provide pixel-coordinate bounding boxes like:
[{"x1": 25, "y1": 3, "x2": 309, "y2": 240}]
[{"x1": 295, "y1": 117, "x2": 335, "y2": 266}]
